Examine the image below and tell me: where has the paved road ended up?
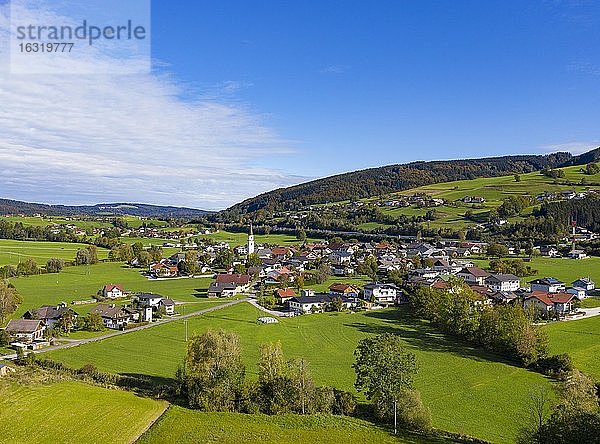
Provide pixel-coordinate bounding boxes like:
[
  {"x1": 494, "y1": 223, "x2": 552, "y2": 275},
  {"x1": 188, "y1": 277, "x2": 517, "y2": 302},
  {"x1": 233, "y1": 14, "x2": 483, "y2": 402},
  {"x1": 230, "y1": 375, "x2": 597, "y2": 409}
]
[
  {"x1": 246, "y1": 298, "x2": 295, "y2": 317},
  {"x1": 0, "y1": 298, "x2": 247, "y2": 361},
  {"x1": 565, "y1": 306, "x2": 600, "y2": 321}
]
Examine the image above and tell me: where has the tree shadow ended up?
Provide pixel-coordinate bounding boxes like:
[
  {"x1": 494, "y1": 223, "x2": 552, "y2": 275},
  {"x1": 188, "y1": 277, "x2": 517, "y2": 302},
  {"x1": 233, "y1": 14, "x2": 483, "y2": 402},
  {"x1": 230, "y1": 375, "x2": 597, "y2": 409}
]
[
  {"x1": 344, "y1": 308, "x2": 518, "y2": 367},
  {"x1": 193, "y1": 288, "x2": 209, "y2": 298}
]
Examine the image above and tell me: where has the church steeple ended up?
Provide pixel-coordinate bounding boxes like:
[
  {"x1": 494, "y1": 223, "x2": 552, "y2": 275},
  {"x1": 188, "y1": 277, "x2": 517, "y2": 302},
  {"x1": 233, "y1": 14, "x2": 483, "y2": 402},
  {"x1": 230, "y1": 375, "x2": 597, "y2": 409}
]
[{"x1": 248, "y1": 223, "x2": 255, "y2": 254}]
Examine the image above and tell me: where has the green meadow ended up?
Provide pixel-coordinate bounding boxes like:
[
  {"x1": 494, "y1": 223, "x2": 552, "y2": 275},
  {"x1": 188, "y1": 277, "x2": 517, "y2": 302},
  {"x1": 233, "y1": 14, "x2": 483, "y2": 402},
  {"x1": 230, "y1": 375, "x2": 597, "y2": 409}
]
[
  {"x1": 544, "y1": 315, "x2": 600, "y2": 381},
  {"x1": 47, "y1": 303, "x2": 552, "y2": 443},
  {"x1": 198, "y1": 230, "x2": 321, "y2": 247},
  {"x1": 139, "y1": 407, "x2": 450, "y2": 444},
  {"x1": 8, "y1": 262, "x2": 217, "y2": 318},
  {"x1": 0, "y1": 380, "x2": 167, "y2": 444},
  {"x1": 0, "y1": 216, "x2": 112, "y2": 229},
  {"x1": 472, "y1": 256, "x2": 600, "y2": 286},
  {"x1": 0, "y1": 239, "x2": 109, "y2": 267}
]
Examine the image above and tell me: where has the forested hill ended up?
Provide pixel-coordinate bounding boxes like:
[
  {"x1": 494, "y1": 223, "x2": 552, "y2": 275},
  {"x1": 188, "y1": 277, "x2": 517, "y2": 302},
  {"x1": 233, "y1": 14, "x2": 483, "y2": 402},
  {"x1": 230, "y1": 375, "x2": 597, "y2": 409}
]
[
  {"x1": 221, "y1": 150, "x2": 599, "y2": 217},
  {"x1": 0, "y1": 199, "x2": 211, "y2": 218}
]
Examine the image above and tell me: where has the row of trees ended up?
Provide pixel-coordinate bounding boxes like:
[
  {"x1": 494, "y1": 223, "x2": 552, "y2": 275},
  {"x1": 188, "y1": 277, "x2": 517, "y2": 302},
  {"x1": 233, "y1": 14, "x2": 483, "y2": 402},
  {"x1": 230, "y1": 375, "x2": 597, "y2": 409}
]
[
  {"x1": 176, "y1": 330, "x2": 432, "y2": 433},
  {"x1": 410, "y1": 280, "x2": 548, "y2": 366},
  {"x1": 176, "y1": 330, "x2": 356, "y2": 416}
]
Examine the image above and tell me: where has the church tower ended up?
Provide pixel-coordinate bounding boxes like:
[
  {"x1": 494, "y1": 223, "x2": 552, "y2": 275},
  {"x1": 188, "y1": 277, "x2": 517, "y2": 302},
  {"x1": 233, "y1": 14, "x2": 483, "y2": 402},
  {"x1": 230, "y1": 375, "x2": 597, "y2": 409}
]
[{"x1": 248, "y1": 223, "x2": 255, "y2": 255}]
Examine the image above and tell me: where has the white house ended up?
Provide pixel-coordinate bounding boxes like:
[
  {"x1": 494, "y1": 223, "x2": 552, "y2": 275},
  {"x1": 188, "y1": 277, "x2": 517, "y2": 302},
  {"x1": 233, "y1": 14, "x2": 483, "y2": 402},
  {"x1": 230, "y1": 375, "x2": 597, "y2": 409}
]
[
  {"x1": 568, "y1": 249, "x2": 587, "y2": 260},
  {"x1": 530, "y1": 278, "x2": 565, "y2": 293},
  {"x1": 485, "y1": 274, "x2": 520, "y2": 292},
  {"x1": 363, "y1": 283, "x2": 400, "y2": 304},
  {"x1": 572, "y1": 278, "x2": 595, "y2": 293},
  {"x1": 4, "y1": 319, "x2": 45, "y2": 343},
  {"x1": 103, "y1": 284, "x2": 125, "y2": 299}
]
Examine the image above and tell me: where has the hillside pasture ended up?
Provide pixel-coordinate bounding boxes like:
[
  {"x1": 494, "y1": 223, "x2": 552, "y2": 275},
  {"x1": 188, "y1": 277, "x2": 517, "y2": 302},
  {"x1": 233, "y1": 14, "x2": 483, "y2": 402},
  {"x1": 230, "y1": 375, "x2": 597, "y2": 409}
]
[
  {"x1": 138, "y1": 407, "x2": 448, "y2": 444},
  {"x1": 46, "y1": 302, "x2": 552, "y2": 443},
  {"x1": 0, "y1": 380, "x2": 167, "y2": 444}
]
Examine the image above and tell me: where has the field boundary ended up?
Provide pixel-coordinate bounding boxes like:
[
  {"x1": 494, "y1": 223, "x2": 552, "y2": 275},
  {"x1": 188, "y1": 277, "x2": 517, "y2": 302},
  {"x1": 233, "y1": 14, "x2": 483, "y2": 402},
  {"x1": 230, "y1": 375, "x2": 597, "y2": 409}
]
[{"x1": 130, "y1": 402, "x2": 171, "y2": 444}]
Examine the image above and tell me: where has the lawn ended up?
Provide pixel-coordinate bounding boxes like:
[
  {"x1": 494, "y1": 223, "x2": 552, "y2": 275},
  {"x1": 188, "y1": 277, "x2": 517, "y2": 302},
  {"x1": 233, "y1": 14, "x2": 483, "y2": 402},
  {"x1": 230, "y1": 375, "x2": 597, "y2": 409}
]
[
  {"x1": 0, "y1": 216, "x2": 112, "y2": 229},
  {"x1": 544, "y1": 315, "x2": 600, "y2": 381},
  {"x1": 0, "y1": 239, "x2": 109, "y2": 267},
  {"x1": 46, "y1": 303, "x2": 552, "y2": 443},
  {"x1": 0, "y1": 380, "x2": 167, "y2": 444},
  {"x1": 139, "y1": 406, "x2": 450, "y2": 444},
  {"x1": 8, "y1": 262, "x2": 217, "y2": 317}
]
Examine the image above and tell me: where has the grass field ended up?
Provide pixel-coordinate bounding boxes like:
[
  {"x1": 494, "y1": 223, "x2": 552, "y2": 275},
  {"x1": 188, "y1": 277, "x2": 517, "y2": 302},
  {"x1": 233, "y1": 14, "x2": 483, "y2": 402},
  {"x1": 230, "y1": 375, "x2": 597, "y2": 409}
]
[
  {"x1": 0, "y1": 239, "x2": 109, "y2": 267},
  {"x1": 139, "y1": 406, "x2": 449, "y2": 444},
  {"x1": 0, "y1": 216, "x2": 112, "y2": 229},
  {"x1": 198, "y1": 230, "x2": 321, "y2": 247},
  {"x1": 47, "y1": 302, "x2": 552, "y2": 443},
  {"x1": 544, "y1": 315, "x2": 600, "y2": 381},
  {"x1": 8, "y1": 262, "x2": 217, "y2": 318},
  {"x1": 472, "y1": 256, "x2": 600, "y2": 286},
  {"x1": 0, "y1": 380, "x2": 167, "y2": 444}
]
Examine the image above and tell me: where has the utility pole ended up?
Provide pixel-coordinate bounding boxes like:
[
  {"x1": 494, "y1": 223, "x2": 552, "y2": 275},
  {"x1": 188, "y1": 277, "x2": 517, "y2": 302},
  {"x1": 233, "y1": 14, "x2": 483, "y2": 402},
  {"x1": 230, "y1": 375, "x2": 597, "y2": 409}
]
[
  {"x1": 301, "y1": 358, "x2": 305, "y2": 415},
  {"x1": 184, "y1": 319, "x2": 188, "y2": 342},
  {"x1": 394, "y1": 399, "x2": 397, "y2": 435}
]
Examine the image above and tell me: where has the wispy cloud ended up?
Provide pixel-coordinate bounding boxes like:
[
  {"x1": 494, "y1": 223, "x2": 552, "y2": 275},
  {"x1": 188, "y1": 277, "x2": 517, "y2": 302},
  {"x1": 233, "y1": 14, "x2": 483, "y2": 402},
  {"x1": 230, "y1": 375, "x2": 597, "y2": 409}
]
[
  {"x1": 539, "y1": 141, "x2": 600, "y2": 155},
  {"x1": 0, "y1": 1, "x2": 305, "y2": 210}
]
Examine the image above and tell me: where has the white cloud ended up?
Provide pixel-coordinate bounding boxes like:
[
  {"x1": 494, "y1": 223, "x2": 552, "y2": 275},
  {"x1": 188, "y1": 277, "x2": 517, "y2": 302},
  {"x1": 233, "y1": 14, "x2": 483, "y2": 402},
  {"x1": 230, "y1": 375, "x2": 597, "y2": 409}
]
[
  {"x1": 0, "y1": 1, "x2": 306, "y2": 210},
  {"x1": 539, "y1": 141, "x2": 600, "y2": 155}
]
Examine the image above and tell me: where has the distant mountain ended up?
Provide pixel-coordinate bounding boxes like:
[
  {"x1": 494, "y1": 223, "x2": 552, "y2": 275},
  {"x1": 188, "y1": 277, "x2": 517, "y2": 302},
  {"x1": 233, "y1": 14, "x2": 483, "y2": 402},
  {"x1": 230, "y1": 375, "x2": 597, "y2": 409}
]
[
  {"x1": 221, "y1": 149, "x2": 600, "y2": 216},
  {"x1": 0, "y1": 199, "x2": 211, "y2": 218}
]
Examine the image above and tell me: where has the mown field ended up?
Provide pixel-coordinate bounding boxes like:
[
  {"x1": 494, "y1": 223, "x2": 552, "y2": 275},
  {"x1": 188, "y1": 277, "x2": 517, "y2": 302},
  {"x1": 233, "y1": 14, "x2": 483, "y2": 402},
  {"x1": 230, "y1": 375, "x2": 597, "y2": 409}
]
[
  {"x1": 139, "y1": 407, "x2": 449, "y2": 444},
  {"x1": 544, "y1": 315, "x2": 600, "y2": 381},
  {"x1": 0, "y1": 216, "x2": 112, "y2": 229},
  {"x1": 0, "y1": 380, "x2": 167, "y2": 444},
  {"x1": 472, "y1": 256, "x2": 600, "y2": 286},
  {"x1": 8, "y1": 262, "x2": 217, "y2": 318},
  {"x1": 0, "y1": 239, "x2": 109, "y2": 267},
  {"x1": 47, "y1": 302, "x2": 552, "y2": 443}
]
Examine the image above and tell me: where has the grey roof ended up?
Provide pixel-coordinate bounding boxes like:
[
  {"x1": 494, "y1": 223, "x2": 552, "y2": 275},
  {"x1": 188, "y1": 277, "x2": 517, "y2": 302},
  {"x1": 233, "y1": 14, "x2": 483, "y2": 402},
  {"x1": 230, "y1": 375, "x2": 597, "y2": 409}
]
[
  {"x1": 25, "y1": 305, "x2": 76, "y2": 321},
  {"x1": 5, "y1": 319, "x2": 44, "y2": 333},
  {"x1": 487, "y1": 274, "x2": 519, "y2": 282}
]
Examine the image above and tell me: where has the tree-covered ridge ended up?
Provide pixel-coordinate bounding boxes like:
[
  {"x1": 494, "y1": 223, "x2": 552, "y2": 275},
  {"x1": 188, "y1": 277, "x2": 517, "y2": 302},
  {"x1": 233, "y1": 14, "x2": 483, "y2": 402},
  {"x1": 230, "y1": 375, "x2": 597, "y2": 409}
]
[{"x1": 222, "y1": 151, "x2": 578, "y2": 216}]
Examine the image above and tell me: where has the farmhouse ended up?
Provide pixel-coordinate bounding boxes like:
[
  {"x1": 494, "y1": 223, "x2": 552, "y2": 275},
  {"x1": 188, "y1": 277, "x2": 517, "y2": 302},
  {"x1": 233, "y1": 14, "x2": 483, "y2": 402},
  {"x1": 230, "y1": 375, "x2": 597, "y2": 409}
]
[
  {"x1": 137, "y1": 293, "x2": 164, "y2": 307},
  {"x1": 149, "y1": 262, "x2": 179, "y2": 278},
  {"x1": 363, "y1": 282, "x2": 400, "y2": 304},
  {"x1": 524, "y1": 291, "x2": 575, "y2": 316},
  {"x1": 90, "y1": 304, "x2": 137, "y2": 330},
  {"x1": 23, "y1": 303, "x2": 78, "y2": 329},
  {"x1": 208, "y1": 274, "x2": 251, "y2": 298},
  {"x1": 159, "y1": 298, "x2": 175, "y2": 315},
  {"x1": 4, "y1": 319, "x2": 45, "y2": 343},
  {"x1": 485, "y1": 274, "x2": 520, "y2": 292},
  {"x1": 102, "y1": 284, "x2": 125, "y2": 299}
]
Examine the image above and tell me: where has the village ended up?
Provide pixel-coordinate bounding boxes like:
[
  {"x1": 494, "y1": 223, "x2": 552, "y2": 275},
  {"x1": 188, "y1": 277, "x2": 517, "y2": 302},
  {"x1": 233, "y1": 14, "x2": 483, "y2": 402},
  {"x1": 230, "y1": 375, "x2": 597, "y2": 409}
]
[{"x1": 3, "y1": 225, "x2": 597, "y2": 353}]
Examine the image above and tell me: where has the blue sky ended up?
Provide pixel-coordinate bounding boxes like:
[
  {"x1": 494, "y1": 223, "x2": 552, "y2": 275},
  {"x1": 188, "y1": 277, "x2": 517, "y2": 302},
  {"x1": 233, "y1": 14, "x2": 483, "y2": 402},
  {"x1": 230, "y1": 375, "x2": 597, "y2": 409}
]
[
  {"x1": 0, "y1": 1, "x2": 599, "y2": 209},
  {"x1": 152, "y1": 0, "x2": 600, "y2": 177}
]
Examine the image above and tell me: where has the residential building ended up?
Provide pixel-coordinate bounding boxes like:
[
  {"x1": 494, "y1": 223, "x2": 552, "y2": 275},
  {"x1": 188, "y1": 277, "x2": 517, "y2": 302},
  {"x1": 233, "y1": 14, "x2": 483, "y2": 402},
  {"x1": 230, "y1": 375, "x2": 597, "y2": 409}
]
[
  {"x1": 103, "y1": 284, "x2": 125, "y2": 299},
  {"x1": 530, "y1": 277, "x2": 566, "y2": 293},
  {"x1": 457, "y1": 267, "x2": 491, "y2": 286},
  {"x1": 23, "y1": 304, "x2": 78, "y2": 329},
  {"x1": 485, "y1": 274, "x2": 520, "y2": 292},
  {"x1": 4, "y1": 319, "x2": 45, "y2": 343},
  {"x1": 363, "y1": 282, "x2": 399, "y2": 305},
  {"x1": 524, "y1": 291, "x2": 574, "y2": 316}
]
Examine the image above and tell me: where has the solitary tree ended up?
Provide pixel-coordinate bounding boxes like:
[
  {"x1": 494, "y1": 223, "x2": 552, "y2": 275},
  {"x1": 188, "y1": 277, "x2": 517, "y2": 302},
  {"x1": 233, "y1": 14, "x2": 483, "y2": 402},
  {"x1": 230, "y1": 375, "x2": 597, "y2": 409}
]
[{"x1": 353, "y1": 333, "x2": 418, "y2": 418}]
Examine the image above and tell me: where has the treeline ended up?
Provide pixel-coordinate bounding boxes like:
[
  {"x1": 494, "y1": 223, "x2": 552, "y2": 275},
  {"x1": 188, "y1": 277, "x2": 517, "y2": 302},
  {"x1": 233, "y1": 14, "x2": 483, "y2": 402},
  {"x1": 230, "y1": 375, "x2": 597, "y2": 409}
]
[
  {"x1": 175, "y1": 330, "x2": 356, "y2": 416},
  {"x1": 217, "y1": 152, "x2": 574, "y2": 216},
  {"x1": 410, "y1": 280, "x2": 548, "y2": 367},
  {"x1": 536, "y1": 196, "x2": 600, "y2": 233},
  {"x1": 0, "y1": 220, "x2": 81, "y2": 243}
]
